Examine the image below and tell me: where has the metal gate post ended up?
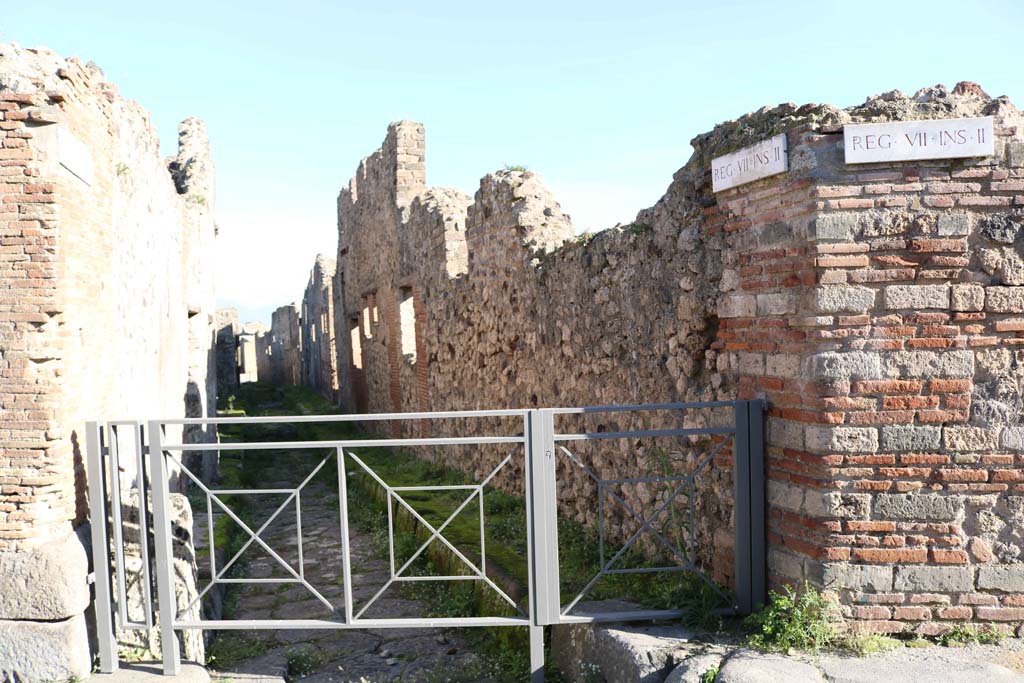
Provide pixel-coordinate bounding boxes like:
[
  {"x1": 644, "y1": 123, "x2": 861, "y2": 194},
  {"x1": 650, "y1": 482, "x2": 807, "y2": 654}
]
[
  {"x1": 86, "y1": 421, "x2": 118, "y2": 673},
  {"x1": 526, "y1": 409, "x2": 559, "y2": 682},
  {"x1": 148, "y1": 421, "x2": 181, "y2": 675},
  {"x1": 733, "y1": 400, "x2": 767, "y2": 615},
  {"x1": 748, "y1": 400, "x2": 767, "y2": 611}
]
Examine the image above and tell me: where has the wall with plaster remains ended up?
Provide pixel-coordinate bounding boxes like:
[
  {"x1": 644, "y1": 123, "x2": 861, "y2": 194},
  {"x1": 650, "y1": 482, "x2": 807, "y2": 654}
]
[
  {"x1": 0, "y1": 44, "x2": 217, "y2": 679},
  {"x1": 288, "y1": 84, "x2": 1024, "y2": 634}
]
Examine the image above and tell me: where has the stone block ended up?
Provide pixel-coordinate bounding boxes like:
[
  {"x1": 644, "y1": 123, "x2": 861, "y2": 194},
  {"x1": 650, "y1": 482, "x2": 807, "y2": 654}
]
[
  {"x1": 1009, "y1": 141, "x2": 1024, "y2": 168},
  {"x1": 757, "y1": 292, "x2": 798, "y2": 316},
  {"x1": 551, "y1": 609, "x2": 693, "y2": 683},
  {"x1": 765, "y1": 353, "x2": 801, "y2": 378},
  {"x1": 894, "y1": 566, "x2": 975, "y2": 592},
  {"x1": 814, "y1": 285, "x2": 876, "y2": 313},
  {"x1": 821, "y1": 492, "x2": 872, "y2": 519},
  {"x1": 882, "y1": 284, "x2": 950, "y2": 310},
  {"x1": 768, "y1": 417, "x2": 805, "y2": 450},
  {"x1": 813, "y1": 212, "x2": 860, "y2": 240},
  {"x1": 936, "y1": 212, "x2": 972, "y2": 236},
  {"x1": 1001, "y1": 426, "x2": 1024, "y2": 451},
  {"x1": 805, "y1": 425, "x2": 879, "y2": 453},
  {"x1": 943, "y1": 426, "x2": 1000, "y2": 452},
  {"x1": 883, "y1": 350, "x2": 973, "y2": 379},
  {"x1": 809, "y1": 351, "x2": 882, "y2": 380},
  {"x1": 0, "y1": 613, "x2": 91, "y2": 683},
  {"x1": 718, "y1": 293, "x2": 756, "y2": 318},
  {"x1": 880, "y1": 425, "x2": 942, "y2": 452},
  {"x1": 768, "y1": 480, "x2": 804, "y2": 513},
  {"x1": 977, "y1": 565, "x2": 1024, "y2": 592},
  {"x1": 875, "y1": 493, "x2": 963, "y2": 521},
  {"x1": 820, "y1": 563, "x2": 894, "y2": 592},
  {"x1": 0, "y1": 530, "x2": 89, "y2": 620},
  {"x1": 986, "y1": 286, "x2": 1024, "y2": 313},
  {"x1": 950, "y1": 284, "x2": 985, "y2": 311}
]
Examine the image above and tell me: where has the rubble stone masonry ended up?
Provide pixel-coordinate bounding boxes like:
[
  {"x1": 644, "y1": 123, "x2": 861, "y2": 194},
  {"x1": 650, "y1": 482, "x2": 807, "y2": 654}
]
[
  {"x1": 0, "y1": 44, "x2": 217, "y2": 679},
  {"x1": 267, "y1": 83, "x2": 1024, "y2": 635}
]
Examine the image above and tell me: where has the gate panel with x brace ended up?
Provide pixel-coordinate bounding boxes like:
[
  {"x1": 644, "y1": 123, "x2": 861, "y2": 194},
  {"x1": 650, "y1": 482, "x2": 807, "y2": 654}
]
[{"x1": 86, "y1": 401, "x2": 765, "y2": 682}]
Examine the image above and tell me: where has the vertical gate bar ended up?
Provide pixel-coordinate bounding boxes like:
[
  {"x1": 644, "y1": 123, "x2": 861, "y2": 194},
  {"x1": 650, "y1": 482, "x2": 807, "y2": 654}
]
[
  {"x1": 296, "y1": 491, "x2": 305, "y2": 579},
  {"x1": 338, "y1": 447, "x2": 354, "y2": 622},
  {"x1": 523, "y1": 413, "x2": 538, "y2": 671},
  {"x1": 386, "y1": 489, "x2": 395, "y2": 579},
  {"x1": 529, "y1": 624, "x2": 545, "y2": 683},
  {"x1": 149, "y1": 421, "x2": 181, "y2": 675},
  {"x1": 733, "y1": 402, "x2": 752, "y2": 615},
  {"x1": 748, "y1": 400, "x2": 767, "y2": 610},
  {"x1": 137, "y1": 423, "x2": 155, "y2": 628},
  {"x1": 527, "y1": 409, "x2": 560, "y2": 625},
  {"x1": 523, "y1": 410, "x2": 550, "y2": 682},
  {"x1": 107, "y1": 425, "x2": 130, "y2": 629},
  {"x1": 86, "y1": 421, "x2": 118, "y2": 673},
  {"x1": 478, "y1": 487, "x2": 487, "y2": 575}
]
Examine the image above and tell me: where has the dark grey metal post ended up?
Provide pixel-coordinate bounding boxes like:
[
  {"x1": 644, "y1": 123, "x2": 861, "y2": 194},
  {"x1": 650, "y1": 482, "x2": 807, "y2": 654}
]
[
  {"x1": 748, "y1": 400, "x2": 767, "y2": 610},
  {"x1": 733, "y1": 402, "x2": 752, "y2": 614}
]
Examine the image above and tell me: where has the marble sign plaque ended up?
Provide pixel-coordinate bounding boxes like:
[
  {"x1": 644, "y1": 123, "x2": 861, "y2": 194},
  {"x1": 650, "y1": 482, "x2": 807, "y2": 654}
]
[
  {"x1": 711, "y1": 133, "x2": 788, "y2": 192},
  {"x1": 844, "y1": 116, "x2": 994, "y2": 164}
]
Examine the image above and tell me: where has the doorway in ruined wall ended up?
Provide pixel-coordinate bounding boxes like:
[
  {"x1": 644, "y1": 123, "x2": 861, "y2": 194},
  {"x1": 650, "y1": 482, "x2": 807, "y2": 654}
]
[
  {"x1": 348, "y1": 316, "x2": 369, "y2": 412},
  {"x1": 398, "y1": 285, "x2": 430, "y2": 435}
]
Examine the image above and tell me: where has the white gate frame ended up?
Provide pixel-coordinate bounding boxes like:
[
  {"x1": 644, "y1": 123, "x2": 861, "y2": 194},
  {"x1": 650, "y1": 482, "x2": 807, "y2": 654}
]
[{"x1": 86, "y1": 401, "x2": 765, "y2": 682}]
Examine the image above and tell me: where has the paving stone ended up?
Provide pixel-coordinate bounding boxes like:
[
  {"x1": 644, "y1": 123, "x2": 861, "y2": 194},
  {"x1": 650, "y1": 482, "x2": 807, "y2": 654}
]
[
  {"x1": 716, "y1": 651, "x2": 822, "y2": 682},
  {"x1": 665, "y1": 652, "x2": 724, "y2": 683},
  {"x1": 816, "y1": 654, "x2": 1023, "y2": 683}
]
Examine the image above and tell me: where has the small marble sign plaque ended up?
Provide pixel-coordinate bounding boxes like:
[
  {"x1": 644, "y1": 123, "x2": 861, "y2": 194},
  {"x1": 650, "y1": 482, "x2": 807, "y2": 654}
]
[
  {"x1": 844, "y1": 116, "x2": 994, "y2": 164},
  {"x1": 711, "y1": 133, "x2": 788, "y2": 192}
]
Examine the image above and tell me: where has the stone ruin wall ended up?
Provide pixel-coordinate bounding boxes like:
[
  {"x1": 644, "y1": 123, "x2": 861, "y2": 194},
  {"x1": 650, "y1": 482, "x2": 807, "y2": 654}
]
[
  {"x1": 249, "y1": 258, "x2": 337, "y2": 394},
  {"x1": 301, "y1": 254, "x2": 338, "y2": 401},
  {"x1": 258, "y1": 303, "x2": 301, "y2": 386},
  {"x1": 0, "y1": 44, "x2": 218, "y2": 680},
  {"x1": 281, "y1": 84, "x2": 1024, "y2": 635}
]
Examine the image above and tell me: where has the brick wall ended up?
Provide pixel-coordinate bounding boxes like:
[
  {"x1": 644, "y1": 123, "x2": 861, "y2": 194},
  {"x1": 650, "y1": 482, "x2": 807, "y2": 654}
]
[{"x1": 0, "y1": 44, "x2": 218, "y2": 678}]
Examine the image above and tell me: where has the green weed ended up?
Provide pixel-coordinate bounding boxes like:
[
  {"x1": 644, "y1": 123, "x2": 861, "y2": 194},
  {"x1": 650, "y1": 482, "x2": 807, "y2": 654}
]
[{"x1": 745, "y1": 583, "x2": 836, "y2": 653}]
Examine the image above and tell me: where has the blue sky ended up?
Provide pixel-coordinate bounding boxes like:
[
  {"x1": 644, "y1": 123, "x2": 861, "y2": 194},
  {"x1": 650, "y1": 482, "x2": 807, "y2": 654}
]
[{"x1": 5, "y1": 1, "x2": 1023, "y2": 324}]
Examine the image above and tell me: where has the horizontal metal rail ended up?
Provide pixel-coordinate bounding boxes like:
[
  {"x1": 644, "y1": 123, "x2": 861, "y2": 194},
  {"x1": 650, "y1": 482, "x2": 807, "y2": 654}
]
[
  {"x1": 160, "y1": 408, "x2": 531, "y2": 425},
  {"x1": 547, "y1": 400, "x2": 741, "y2": 414},
  {"x1": 553, "y1": 426, "x2": 734, "y2": 442},
  {"x1": 159, "y1": 435, "x2": 525, "y2": 451},
  {"x1": 174, "y1": 617, "x2": 530, "y2": 629},
  {"x1": 123, "y1": 400, "x2": 743, "y2": 427}
]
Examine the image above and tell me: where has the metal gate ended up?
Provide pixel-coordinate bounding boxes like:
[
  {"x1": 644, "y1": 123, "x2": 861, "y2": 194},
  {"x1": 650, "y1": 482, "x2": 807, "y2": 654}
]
[{"x1": 87, "y1": 400, "x2": 765, "y2": 682}]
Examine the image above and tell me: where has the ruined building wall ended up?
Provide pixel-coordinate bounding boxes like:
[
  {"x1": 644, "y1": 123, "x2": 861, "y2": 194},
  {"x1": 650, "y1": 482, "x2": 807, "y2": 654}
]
[
  {"x1": 300, "y1": 254, "x2": 338, "y2": 401},
  {"x1": 256, "y1": 303, "x2": 301, "y2": 386},
  {"x1": 237, "y1": 321, "x2": 266, "y2": 383},
  {"x1": 0, "y1": 44, "x2": 218, "y2": 679},
  {"x1": 215, "y1": 307, "x2": 240, "y2": 397},
  {"x1": 322, "y1": 86, "x2": 1024, "y2": 635}
]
